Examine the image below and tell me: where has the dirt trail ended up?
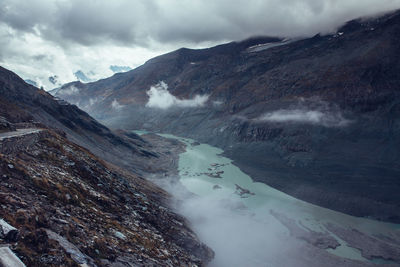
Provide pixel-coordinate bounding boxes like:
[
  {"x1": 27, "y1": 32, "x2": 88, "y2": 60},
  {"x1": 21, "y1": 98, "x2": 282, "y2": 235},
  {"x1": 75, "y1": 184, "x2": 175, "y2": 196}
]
[{"x1": 0, "y1": 128, "x2": 42, "y2": 141}]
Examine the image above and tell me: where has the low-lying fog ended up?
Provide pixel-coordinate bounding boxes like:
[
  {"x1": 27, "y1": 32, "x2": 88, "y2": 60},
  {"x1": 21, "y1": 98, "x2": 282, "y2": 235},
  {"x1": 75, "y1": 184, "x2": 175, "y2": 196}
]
[{"x1": 145, "y1": 133, "x2": 400, "y2": 267}]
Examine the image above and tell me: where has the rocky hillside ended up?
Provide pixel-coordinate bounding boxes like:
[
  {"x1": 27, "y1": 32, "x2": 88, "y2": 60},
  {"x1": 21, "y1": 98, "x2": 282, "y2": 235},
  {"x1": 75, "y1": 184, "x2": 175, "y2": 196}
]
[
  {"x1": 54, "y1": 10, "x2": 400, "y2": 222},
  {"x1": 0, "y1": 67, "x2": 213, "y2": 266},
  {"x1": 0, "y1": 66, "x2": 168, "y2": 176},
  {"x1": 0, "y1": 126, "x2": 212, "y2": 266}
]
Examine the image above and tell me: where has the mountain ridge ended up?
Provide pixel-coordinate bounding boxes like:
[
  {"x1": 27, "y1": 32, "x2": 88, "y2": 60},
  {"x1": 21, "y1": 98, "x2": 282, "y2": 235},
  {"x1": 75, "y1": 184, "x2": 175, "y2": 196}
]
[{"x1": 54, "y1": 9, "x2": 400, "y2": 223}]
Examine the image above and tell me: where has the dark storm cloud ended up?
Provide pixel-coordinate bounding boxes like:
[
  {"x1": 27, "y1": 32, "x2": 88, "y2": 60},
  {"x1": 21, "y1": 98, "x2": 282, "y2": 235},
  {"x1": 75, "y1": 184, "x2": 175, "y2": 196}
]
[
  {"x1": 1, "y1": 0, "x2": 400, "y2": 90},
  {"x1": 46, "y1": 1, "x2": 154, "y2": 46},
  {"x1": 1, "y1": 0, "x2": 400, "y2": 47},
  {"x1": 0, "y1": 0, "x2": 156, "y2": 46}
]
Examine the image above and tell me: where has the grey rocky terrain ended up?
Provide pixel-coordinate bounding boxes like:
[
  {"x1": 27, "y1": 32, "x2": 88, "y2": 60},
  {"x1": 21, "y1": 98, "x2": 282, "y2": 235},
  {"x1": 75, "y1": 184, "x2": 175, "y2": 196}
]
[{"x1": 0, "y1": 68, "x2": 214, "y2": 266}]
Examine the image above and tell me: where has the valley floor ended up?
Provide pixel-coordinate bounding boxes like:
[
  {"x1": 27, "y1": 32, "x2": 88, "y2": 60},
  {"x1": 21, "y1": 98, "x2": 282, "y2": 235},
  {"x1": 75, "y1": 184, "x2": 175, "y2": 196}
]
[{"x1": 137, "y1": 131, "x2": 400, "y2": 267}]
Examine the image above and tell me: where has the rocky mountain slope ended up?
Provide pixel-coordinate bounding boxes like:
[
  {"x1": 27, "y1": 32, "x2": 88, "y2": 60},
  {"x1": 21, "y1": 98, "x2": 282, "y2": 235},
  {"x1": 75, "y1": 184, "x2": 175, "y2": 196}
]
[
  {"x1": 54, "y1": 10, "x2": 400, "y2": 223},
  {"x1": 0, "y1": 66, "x2": 167, "y2": 176},
  {"x1": 0, "y1": 127, "x2": 212, "y2": 266},
  {"x1": 0, "y1": 68, "x2": 213, "y2": 266}
]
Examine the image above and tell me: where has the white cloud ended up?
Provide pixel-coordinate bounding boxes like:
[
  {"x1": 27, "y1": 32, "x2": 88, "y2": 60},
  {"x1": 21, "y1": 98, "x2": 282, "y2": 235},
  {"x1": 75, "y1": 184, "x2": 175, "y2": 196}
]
[
  {"x1": 88, "y1": 98, "x2": 98, "y2": 106},
  {"x1": 111, "y1": 98, "x2": 124, "y2": 110},
  {"x1": 179, "y1": 195, "x2": 288, "y2": 266},
  {"x1": 213, "y1": 100, "x2": 223, "y2": 106},
  {"x1": 145, "y1": 81, "x2": 209, "y2": 109},
  {"x1": 259, "y1": 109, "x2": 351, "y2": 127},
  {"x1": 154, "y1": 176, "x2": 316, "y2": 267},
  {"x1": 57, "y1": 85, "x2": 79, "y2": 96},
  {"x1": 0, "y1": 23, "x2": 169, "y2": 90}
]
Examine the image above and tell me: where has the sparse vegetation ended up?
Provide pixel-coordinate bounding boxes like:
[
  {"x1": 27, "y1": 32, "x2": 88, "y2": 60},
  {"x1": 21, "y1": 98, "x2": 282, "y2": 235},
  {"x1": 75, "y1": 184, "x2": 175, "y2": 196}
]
[{"x1": 0, "y1": 129, "x2": 213, "y2": 266}]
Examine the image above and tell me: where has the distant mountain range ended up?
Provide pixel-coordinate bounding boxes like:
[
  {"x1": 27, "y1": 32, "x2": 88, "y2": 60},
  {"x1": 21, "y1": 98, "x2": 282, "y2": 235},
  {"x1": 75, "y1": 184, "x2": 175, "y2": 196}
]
[
  {"x1": 74, "y1": 70, "x2": 92, "y2": 83},
  {"x1": 54, "y1": 10, "x2": 400, "y2": 223},
  {"x1": 20, "y1": 65, "x2": 133, "y2": 91},
  {"x1": 73, "y1": 66, "x2": 132, "y2": 83}
]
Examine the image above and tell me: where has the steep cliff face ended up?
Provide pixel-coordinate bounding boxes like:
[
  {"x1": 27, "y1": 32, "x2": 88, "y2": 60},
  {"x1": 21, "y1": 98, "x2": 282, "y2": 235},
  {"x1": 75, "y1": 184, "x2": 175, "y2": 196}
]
[{"x1": 54, "y1": 10, "x2": 400, "y2": 222}]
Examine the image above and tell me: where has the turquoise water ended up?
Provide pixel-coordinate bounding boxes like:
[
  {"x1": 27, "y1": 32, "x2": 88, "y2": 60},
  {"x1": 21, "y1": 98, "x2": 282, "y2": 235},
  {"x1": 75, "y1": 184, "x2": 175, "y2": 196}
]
[{"x1": 136, "y1": 131, "x2": 400, "y2": 264}]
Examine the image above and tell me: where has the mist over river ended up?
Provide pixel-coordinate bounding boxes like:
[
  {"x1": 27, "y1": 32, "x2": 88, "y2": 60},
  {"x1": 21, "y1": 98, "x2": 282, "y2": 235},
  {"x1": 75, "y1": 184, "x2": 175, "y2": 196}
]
[{"x1": 136, "y1": 131, "x2": 400, "y2": 267}]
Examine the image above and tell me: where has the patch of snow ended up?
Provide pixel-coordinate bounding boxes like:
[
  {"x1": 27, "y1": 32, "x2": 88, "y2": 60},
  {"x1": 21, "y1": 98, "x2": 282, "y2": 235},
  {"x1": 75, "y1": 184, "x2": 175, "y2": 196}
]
[{"x1": 246, "y1": 39, "x2": 296, "y2": 53}]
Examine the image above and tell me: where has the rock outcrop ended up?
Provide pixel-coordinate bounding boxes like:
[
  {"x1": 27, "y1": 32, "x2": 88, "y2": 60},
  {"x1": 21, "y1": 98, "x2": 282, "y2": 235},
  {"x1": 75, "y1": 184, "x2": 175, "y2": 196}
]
[{"x1": 0, "y1": 117, "x2": 15, "y2": 133}]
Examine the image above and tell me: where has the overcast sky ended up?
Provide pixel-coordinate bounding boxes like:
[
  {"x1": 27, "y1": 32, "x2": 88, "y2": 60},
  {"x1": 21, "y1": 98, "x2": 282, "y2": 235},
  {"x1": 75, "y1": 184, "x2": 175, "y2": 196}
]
[{"x1": 1, "y1": 0, "x2": 400, "y2": 89}]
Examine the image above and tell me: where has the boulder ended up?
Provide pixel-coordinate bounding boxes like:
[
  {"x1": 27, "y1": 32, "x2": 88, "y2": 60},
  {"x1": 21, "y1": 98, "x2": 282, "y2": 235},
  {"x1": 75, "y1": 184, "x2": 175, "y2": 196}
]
[
  {"x1": 0, "y1": 219, "x2": 19, "y2": 242},
  {"x1": 0, "y1": 117, "x2": 15, "y2": 132},
  {"x1": 0, "y1": 246, "x2": 26, "y2": 267}
]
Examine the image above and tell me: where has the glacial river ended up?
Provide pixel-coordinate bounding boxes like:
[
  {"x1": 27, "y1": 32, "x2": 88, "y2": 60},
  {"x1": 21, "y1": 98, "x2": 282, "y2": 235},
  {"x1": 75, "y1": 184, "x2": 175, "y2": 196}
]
[{"x1": 136, "y1": 131, "x2": 400, "y2": 266}]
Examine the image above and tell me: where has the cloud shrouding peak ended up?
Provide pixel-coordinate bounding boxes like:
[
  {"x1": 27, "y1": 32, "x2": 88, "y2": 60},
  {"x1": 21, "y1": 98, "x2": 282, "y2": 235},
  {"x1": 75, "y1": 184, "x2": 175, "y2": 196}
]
[
  {"x1": 146, "y1": 81, "x2": 209, "y2": 109},
  {"x1": 0, "y1": 0, "x2": 400, "y2": 46},
  {"x1": 2, "y1": 0, "x2": 400, "y2": 45},
  {"x1": 1, "y1": 0, "x2": 400, "y2": 89},
  {"x1": 57, "y1": 85, "x2": 79, "y2": 96}
]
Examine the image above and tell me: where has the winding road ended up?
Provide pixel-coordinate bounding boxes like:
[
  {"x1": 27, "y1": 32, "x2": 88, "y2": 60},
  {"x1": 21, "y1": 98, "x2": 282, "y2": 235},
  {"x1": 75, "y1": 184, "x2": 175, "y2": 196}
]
[
  {"x1": 0, "y1": 128, "x2": 38, "y2": 267},
  {"x1": 0, "y1": 128, "x2": 42, "y2": 141}
]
